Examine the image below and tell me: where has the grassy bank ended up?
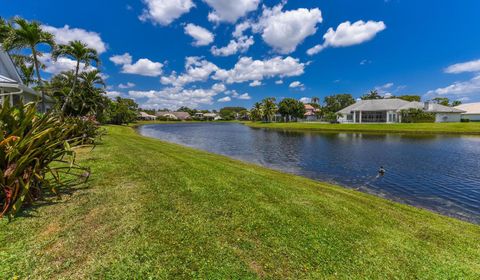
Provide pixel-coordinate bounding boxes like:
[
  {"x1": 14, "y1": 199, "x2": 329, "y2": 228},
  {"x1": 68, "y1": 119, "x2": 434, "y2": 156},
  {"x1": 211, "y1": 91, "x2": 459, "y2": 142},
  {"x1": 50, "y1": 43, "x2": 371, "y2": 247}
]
[
  {"x1": 245, "y1": 122, "x2": 480, "y2": 135},
  {"x1": 1, "y1": 125, "x2": 479, "y2": 279}
]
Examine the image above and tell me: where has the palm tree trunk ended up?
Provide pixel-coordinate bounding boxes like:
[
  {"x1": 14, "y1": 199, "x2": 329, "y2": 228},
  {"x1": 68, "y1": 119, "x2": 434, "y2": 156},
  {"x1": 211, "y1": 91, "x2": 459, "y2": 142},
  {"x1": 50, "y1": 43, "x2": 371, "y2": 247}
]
[
  {"x1": 61, "y1": 60, "x2": 80, "y2": 113},
  {"x1": 31, "y1": 48, "x2": 45, "y2": 112}
]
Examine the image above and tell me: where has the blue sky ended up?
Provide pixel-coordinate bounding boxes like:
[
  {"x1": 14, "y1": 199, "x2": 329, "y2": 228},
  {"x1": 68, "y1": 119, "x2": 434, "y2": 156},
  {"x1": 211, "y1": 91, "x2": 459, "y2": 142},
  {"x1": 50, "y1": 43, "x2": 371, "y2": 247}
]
[{"x1": 2, "y1": 0, "x2": 480, "y2": 110}]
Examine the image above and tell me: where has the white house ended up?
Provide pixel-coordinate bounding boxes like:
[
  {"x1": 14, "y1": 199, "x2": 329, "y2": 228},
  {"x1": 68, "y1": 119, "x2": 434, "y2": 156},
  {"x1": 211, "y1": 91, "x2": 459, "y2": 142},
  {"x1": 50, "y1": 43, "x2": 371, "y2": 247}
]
[
  {"x1": 455, "y1": 103, "x2": 480, "y2": 122},
  {"x1": 337, "y1": 99, "x2": 465, "y2": 123},
  {"x1": 0, "y1": 45, "x2": 54, "y2": 112},
  {"x1": 138, "y1": 111, "x2": 157, "y2": 121}
]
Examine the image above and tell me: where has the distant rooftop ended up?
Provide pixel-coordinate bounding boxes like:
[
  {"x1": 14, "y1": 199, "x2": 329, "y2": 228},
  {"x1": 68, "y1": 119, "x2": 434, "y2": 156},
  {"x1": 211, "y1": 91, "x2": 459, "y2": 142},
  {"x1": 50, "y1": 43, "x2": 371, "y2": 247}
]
[{"x1": 455, "y1": 102, "x2": 480, "y2": 115}]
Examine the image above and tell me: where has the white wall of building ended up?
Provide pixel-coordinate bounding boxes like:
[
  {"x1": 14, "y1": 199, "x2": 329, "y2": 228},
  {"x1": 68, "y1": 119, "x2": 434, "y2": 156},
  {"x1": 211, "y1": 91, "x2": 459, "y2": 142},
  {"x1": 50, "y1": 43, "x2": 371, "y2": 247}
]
[{"x1": 435, "y1": 113, "x2": 462, "y2": 123}]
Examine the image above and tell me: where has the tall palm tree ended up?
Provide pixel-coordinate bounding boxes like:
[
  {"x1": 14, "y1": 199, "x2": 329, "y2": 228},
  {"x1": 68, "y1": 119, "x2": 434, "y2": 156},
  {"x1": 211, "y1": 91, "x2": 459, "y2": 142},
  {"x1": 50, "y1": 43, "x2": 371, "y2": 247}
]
[
  {"x1": 261, "y1": 97, "x2": 277, "y2": 123},
  {"x1": 0, "y1": 17, "x2": 11, "y2": 44},
  {"x1": 3, "y1": 17, "x2": 55, "y2": 112},
  {"x1": 79, "y1": 70, "x2": 105, "y2": 89},
  {"x1": 311, "y1": 96, "x2": 320, "y2": 105},
  {"x1": 52, "y1": 40, "x2": 100, "y2": 113},
  {"x1": 250, "y1": 102, "x2": 263, "y2": 122},
  {"x1": 10, "y1": 54, "x2": 36, "y2": 86}
]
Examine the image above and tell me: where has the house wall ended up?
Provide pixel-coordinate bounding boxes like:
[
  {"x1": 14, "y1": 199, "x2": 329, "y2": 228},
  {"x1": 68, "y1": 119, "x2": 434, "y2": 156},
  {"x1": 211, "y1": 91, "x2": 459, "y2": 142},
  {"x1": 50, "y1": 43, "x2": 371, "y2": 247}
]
[
  {"x1": 462, "y1": 114, "x2": 480, "y2": 122},
  {"x1": 435, "y1": 113, "x2": 462, "y2": 123}
]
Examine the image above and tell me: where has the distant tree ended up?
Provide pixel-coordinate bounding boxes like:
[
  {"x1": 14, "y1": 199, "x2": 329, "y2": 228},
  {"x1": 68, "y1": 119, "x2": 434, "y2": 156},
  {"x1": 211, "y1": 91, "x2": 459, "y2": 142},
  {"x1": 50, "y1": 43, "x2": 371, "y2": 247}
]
[
  {"x1": 108, "y1": 97, "x2": 138, "y2": 125},
  {"x1": 3, "y1": 17, "x2": 55, "y2": 112},
  {"x1": 323, "y1": 94, "x2": 355, "y2": 113},
  {"x1": 177, "y1": 106, "x2": 197, "y2": 116},
  {"x1": 451, "y1": 100, "x2": 462, "y2": 107},
  {"x1": 261, "y1": 97, "x2": 277, "y2": 122},
  {"x1": 219, "y1": 107, "x2": 247, "y2": 120},
  {"x1": 278, "y1": 98, "x2": 305, "y2": 122},
  {"x1": 432, "y1": 97, "x2": 450, "y2": 106},
  {"x1": 397, "y1": 95, "x2": 421, "y2": 102},
  {"x1": 311, "y1": 96, "x2": 320, "y2": 105},
  {"x1": 400, "y1": 108, "x2": 435, "y2": 123},
  {"x1": 361, "y1": 90, "x2": 383, "y2": 100}
]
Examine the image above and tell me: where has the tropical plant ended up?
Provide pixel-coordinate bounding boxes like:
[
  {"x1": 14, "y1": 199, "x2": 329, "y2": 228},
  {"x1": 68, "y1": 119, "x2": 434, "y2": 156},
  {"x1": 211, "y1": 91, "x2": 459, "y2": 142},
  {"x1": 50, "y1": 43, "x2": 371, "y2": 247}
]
[
  {"x1": 400, "y1": 108, "x2": 435, "y2": 123},
  {"x1": 3, "y1": 17, "x2": 55, "y2": 112},
  {"x1": 0, "y1": 99, "x2": 89, "y2": 219},
  {"x1": 261, "y1": 97, "x2": 277, "y2": 122},
  {"x1": 0, "y1": 17, "x2": 11, "y2": 44},
  {"x1": 361, "y1": 90, "x2": 383, "y2": 100},
  {"x1": 107, "y1": 97, "x2": 139, "y2": 125},
  {"x1": 52, "y1": 40, "x2": 100, "y2": 113},
  {"x1": 10, "y1": 54, "x2": 36, "y2": 86},
  {"x1": 323, "y1": 94, "x2": 355, "y2": 114},
  {"x1": 311, "y1": 96, "x2": 320, "y2": 105},
  {"x1": 250, "y1": 102, "x2": 263, "y2": 122},
  {"x1": 397, "y1": 95, "x2": 421, "y2": 102},
  {"x1": 278, "y1": 98, "x2": 305, "y2": 122}
]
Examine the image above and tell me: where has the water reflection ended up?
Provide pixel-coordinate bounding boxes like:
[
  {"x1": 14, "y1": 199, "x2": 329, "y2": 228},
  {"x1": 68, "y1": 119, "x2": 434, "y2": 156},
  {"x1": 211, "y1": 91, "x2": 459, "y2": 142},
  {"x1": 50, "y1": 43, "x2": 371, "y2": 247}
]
[{"x1": 138, "y1": 123, "x2": 480, "y2": 224}]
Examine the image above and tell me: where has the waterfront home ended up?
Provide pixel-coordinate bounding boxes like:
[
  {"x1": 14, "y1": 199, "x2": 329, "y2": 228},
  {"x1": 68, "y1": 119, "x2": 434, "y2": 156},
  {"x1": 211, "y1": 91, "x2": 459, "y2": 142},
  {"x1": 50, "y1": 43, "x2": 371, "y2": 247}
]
[
  {"x1": 304, "y1": 104, "x2": 320, "y2": 121},
  {"x1": 0, "y1": 46, "x2": 54, "y2": 111},
  {"x1": 455, "y1": 102, "x2": 480, "y2": 122},
  {"x1": 138, "y1": 111, "x2": 157, "y2": 121},
  {"x1": 156, "y1": 111, "x2": 192, "y2": 121},
  {"x1": 204, "y1": 113, "x2": 221, "y2": 121},
  {"x1": 337, "y1": 99, "x2": 465, "y2": 123}
]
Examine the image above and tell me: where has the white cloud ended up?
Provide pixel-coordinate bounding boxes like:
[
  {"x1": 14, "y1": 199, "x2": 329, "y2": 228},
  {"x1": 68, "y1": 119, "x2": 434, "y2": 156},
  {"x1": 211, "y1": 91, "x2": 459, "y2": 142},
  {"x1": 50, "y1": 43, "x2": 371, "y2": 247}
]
[
  {"x1": 211, "y1": 36, "x2": 254, "y2": 56},
  {"x1": 254, "y1": 4, "x2": 323, "y2": 54},
  {"x1": 122, "y1": 59, "x2": 164, "y2": 76},
  {"x1": 427, "y1": 75, "x2": 480, "y2": 96},
  {"x1": 42, "y1": 25, "x2": 107, "y2": 54},
  {"x1": 218, "y1": 96, "x2": 231, "y2": 102},
  {"x1": 289, "y1": 81, "x2": 304, "y2": 89},
  {"x1": 161, "y1": 56, "x2": 219, "y2": 87},
  {"x1": 212, "y1": 83, "x2": 226, "y2": 93},
  {"x1": 39, "y1": 53, "x2": 95, "y2": 74},
  {"x1": 360, "y1": 59, "x2": 371, "y2": 65},
  {"x1": 110, "y1": 53, "x2": 164, "y2": 77},
  {"x1": 184, "y1": 23, "x2": 215, "y2": 46},
  {"x1": 444, "y1": 59, "x2": 480, "y2": 74},
  {"x1": 237, "y1": 93, "x2": 251, "y2": 100},
  {"x1": 299, "y1": 97, "x2": 311, "y2": 103},
  {"x1": 128, "y1": 87, "x2": 218, "y2": 109},
  {"x1": 204, "y1": 0, "x2": 260, "y2": 23},
  {"x1": 118, "y1": 82, "x2": 136, "y2": 89},
  {"x1": 213, "y1": 56, "x2": 305, "y2": 84},
  {"x1": 140, "y1": 0, "x2": 195, "y2": 25},
  {"x1": 275, "y1": 80, "x2": 284, "y2": 84},
  {"x1": 106, "y1": 91, "x2": 122, "y2": 98},
  {"x1": 110, "y1": 53, "x2": 133, "y2": 65},
  {"x1": 307, "y1": 20, "x2": 386, "y2": 55},
  {"x1": 249, "y1": 80, "x2": 262, "y2": 87}
]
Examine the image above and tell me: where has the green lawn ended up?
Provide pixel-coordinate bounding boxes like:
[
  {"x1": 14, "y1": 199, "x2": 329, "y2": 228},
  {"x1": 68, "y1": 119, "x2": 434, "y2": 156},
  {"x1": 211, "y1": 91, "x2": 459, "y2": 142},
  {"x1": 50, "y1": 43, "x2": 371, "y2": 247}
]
[
  {"x1": 245, "y1": 121, "x2": 480, "y2": 135},
  {"x1": 1, "y1": 125, "x2": 479, "y2": 279}
]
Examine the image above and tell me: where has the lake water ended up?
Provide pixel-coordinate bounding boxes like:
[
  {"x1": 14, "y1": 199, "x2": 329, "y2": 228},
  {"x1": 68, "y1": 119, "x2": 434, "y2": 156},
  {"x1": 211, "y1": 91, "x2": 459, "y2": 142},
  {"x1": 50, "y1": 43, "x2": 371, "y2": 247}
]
[{"x1": 138, "y1": 123, "x2": 480, "y2": 224}]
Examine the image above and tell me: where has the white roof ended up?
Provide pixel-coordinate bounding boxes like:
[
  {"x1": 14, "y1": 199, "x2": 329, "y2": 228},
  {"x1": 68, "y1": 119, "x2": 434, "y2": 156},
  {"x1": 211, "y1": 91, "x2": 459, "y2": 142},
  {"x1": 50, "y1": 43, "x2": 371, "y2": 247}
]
[
  {"x1": 455, "y1": 103, "x2": 480, "y2": 115},
  {"x1": 338, "y1": 99, "x2": 464, "y2": 114}
]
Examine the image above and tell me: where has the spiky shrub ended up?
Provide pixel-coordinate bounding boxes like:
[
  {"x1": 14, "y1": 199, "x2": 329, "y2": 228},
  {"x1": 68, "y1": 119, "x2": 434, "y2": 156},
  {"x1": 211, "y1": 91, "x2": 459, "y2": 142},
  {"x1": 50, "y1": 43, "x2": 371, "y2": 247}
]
[{"x1": 0, "y1": 100, "x2": 89, "y2": 219}]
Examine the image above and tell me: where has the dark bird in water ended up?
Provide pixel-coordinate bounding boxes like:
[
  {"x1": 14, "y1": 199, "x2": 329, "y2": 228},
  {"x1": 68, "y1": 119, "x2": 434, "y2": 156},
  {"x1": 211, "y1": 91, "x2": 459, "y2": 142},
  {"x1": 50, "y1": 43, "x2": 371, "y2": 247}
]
[{"x1": 378, "y1": 166, "x2": 386, "y2": 175}]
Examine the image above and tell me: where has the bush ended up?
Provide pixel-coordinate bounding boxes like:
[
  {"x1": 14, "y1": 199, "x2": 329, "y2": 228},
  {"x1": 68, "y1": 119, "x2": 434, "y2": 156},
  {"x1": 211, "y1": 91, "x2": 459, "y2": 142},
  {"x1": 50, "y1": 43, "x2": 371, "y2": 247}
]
[
  {"x1": 400, "y1": 109, "x2": 435, "y2": 123},
  {"x1": 1, "y1": 100, "x2": 89, "y2": 219},
  {"x1": 65, "y1": 115, "x2": 104, "y2": 145},
  {"x1": 461, "y1": 118, "x2": 470, "y2": 123}
]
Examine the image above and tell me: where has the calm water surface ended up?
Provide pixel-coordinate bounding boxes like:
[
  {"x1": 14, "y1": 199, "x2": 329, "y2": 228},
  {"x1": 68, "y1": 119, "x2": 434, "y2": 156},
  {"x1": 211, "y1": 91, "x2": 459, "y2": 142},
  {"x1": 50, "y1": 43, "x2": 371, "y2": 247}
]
[{"x1": 139, "y1": 123, "x2": 480, "y2": 223}]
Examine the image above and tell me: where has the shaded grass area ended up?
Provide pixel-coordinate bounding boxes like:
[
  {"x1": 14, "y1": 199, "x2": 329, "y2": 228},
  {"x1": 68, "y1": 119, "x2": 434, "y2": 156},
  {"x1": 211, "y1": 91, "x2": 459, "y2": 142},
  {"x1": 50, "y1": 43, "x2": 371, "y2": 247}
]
[
  {"x1": 245, "y1": 122, "x2": 480, "y2": 135},
  {"x1": 1, "y1": 125, "x2": 479, "y2": 279}
]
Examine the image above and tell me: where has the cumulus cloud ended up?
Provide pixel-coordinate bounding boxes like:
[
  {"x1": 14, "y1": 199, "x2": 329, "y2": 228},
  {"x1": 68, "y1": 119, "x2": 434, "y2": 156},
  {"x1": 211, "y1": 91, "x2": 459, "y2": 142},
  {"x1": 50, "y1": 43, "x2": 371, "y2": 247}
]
[
  {"x1": 275, "y1": 80, "x2": 284, "y2": 84},
  {"x1": 307, "y1": 20, "x2": 386, "y2": 55},
  {"x1": 204, "y1": 0, "x2": 260, "y2": 23},
  {"x1": 218, "y1": 96, "x2": 231, "y2": 102},
  {"x1": 39, "y1": 53, "x2": 95, "y2": 74},
  {"x1": 118, "y1": 82, "x2": 136, "y2": 89},
  {"x1": 444, "y1": 59, "x2": 480, "y2": 74},
  {"x1": 249, "y1": 80, "x2": 262, "y2": 87},
  {"x1": 299, "y1": 97, "x2": 311, "y2": 103},
  {"x1": 254, "y1": 4, "x2": 323, "y2": 54},
  {"x1": 184, "y1": 23, "x2": 215, "y2": 46},
  {"x1": 213, "y1": 56, "x2": 305, "y2": 84},
  {"x1": 211, "y1": 36, "x2": 254, "y2": 56},
  {"x1": 225, "y1": 90, "x2": 251, "y2": 100},
  {"x1": 289, "y1": 81, "x2": 305, "y2": 90},
  {"x1": 110, "y1": 53, "x2": 164, "y2": 77},
  {"x1": 42, "y1": 25, "x2": 107, "y2": 54},
  {"x1": 106, "y1": 91, "x2": 123, "y2": 98},
  {"x1": 237, "y1": 93, "x2": 251, "y2": 100},
  {"x1": 110, "y1": 53, "x2": 133, "y2": 65},
  {"x1": 140, "y1": 0, "x2": 195, "y2": 25},
  {"x1": 161, "y1": 56, "x2": 219, "y2": 87},
  {"x1": 128, "y1": 87, "x2": 219, "y2": 109},
  {"x1": 427, "y1": 75, "x2": 480, "y2": 96},
  {"x1": 212, "y1": 83, "x2": 226, "y2": 93}
]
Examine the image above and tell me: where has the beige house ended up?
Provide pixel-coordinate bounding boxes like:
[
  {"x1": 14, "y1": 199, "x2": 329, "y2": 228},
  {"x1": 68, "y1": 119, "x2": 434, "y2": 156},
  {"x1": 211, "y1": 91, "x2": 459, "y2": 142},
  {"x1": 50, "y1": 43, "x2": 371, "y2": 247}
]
[{"x1": 455, "y1": 103, "x2": 480, "y2": 122}]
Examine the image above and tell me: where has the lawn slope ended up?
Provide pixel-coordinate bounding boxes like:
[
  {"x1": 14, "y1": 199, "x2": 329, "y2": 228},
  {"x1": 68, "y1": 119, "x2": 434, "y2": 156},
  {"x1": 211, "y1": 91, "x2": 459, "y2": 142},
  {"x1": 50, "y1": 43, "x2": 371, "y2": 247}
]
[
  {"x1": 245, "y1": 122, "x2": 480, "y2": 135},
  {"x1": 1, "y1": 125, "x2": 479, "y2": 279}
]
